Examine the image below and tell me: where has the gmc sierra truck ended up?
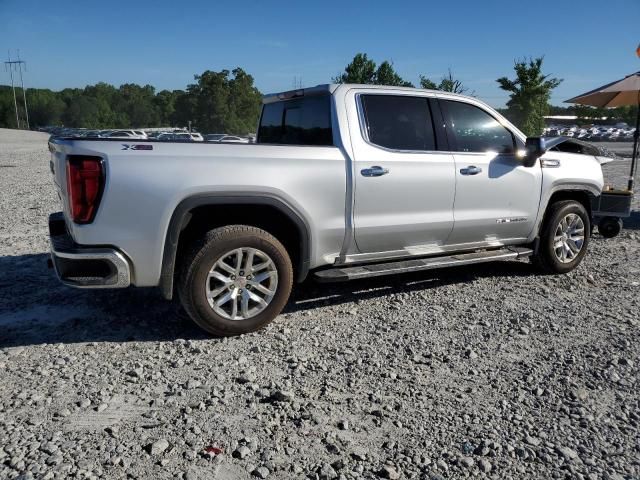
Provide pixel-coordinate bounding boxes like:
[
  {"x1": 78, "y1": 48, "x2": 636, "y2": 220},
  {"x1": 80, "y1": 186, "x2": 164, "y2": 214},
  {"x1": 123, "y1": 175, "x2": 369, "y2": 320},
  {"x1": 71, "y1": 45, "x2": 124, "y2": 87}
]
[{"x1": 48, "y1": 84, "x2": 605, "y2": 336}]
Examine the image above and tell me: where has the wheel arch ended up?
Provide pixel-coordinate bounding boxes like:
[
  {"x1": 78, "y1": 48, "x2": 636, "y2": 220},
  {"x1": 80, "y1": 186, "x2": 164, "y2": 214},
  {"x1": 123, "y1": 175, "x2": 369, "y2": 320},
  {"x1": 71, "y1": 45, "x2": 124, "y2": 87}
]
[
  {"x1": 534, "y1": 186, "x2": 598, "y2": 240},
  {"x1": 159, "y1": 193, "x2": 311, "y2": 300}
]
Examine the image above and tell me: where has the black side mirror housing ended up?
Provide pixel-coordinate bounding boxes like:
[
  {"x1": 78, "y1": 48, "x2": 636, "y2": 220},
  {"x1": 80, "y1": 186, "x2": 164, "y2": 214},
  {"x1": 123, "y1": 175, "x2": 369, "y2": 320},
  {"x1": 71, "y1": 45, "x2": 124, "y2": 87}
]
[{"x1": 523, "y1": 137, "x2": 546, "y2": 167}]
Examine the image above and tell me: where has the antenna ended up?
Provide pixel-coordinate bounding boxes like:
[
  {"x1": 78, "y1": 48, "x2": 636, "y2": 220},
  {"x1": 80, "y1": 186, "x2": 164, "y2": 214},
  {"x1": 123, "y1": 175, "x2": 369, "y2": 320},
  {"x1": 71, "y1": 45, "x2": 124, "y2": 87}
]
[{"x1": 4, "y1": 50, "x2": 30, "y2": 129}]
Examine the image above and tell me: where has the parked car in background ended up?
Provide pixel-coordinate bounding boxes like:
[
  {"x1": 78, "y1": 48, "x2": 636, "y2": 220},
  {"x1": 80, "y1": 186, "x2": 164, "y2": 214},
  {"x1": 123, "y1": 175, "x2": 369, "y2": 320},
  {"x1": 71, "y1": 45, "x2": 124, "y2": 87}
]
[
  {"x1": 204, "y1": 134, "x2": 227, "y2": 142},
  {"x1": 156, "y1": 132, "x2": 203, "y2": 142},
  {"x1": 106, "y1": 130, "x2": 148, "y2": 139},
  {"x1": 218, "y1": 135, "x2": 250, "y2": 143},
  {"x1": 204, "y1": 134, "x2": 250, "y2": 143}
]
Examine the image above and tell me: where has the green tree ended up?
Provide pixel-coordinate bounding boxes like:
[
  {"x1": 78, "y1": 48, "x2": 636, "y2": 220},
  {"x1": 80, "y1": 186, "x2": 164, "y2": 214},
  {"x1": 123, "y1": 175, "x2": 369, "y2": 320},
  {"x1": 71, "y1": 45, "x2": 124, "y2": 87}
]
[
  {"x1": 0, "y1": 69, "x2": 262, "y2": 131},
  {"x1": 420, "y1": 69, "x2": 469, "y2": 94},
  {"x1": 334, "y1": 53, "x2": 413, "y2": 87},
  {"x1": 171, "y1": 91, "x2": 197, "y2": 128},
  {"x1": 116, "y1": 83, "x2": 161, "y2": 127},
  {"x1": 177, "y1": 68, "x2": 262, "y2": 134},
  {"x1": 333, "y1": 53, "x2": 377, "y2": 84},
  {"x1": 375, "y1": 61, "x2": 413, "y2": 87},
  {"x1": 155, "y1": 89, "x2": 182, "y2": 125},
  {"x1": 437, "y1": 69, "x2": 469, "y2": 94},
  {"x1": 227, "y1": 68, "x2": 263, "y2": 133},
  {"x1": 496, "y1": 57, "x2": 562, "y2": 136},
  {"x1": 28, "y1": 88, "x2": 66, "y2": 127},
  {"x1": 574, "y1": 104, "x2": 606, "y2": 122},
  {"x1": 0, "y1": 86, "x2": 22, "y2": 128},
  {"x1": 419, "y1": 75, "x2": 437, "y2": 90}
]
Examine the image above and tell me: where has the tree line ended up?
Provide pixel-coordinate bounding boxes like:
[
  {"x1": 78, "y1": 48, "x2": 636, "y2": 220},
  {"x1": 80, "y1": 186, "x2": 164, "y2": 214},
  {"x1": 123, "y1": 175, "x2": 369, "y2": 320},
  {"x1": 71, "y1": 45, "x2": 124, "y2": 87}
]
[
  {"x1": 0, "y1": 68, "x2": 261, "y2": 135},
  {"x1": 0, "y1": 54, "x2": 634, "y2": 136}
]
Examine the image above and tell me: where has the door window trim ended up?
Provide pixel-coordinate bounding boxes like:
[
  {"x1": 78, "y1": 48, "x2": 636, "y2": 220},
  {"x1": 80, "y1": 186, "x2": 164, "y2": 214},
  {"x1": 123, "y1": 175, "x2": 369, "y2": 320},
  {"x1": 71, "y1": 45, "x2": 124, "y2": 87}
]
[
  {"x1": 437, "y1": 98, "x2": 519, "y2": 155},
  {"x1": 355, "y1": 93, "x2": 446, "y2": 154}
]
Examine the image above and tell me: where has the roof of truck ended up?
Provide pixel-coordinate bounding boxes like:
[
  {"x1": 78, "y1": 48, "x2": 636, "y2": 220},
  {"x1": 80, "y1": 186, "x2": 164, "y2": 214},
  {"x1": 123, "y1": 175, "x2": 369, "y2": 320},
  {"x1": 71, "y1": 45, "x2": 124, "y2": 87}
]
[{"x1": 262, "y1": 83, "x2": 474, "y2": 104}]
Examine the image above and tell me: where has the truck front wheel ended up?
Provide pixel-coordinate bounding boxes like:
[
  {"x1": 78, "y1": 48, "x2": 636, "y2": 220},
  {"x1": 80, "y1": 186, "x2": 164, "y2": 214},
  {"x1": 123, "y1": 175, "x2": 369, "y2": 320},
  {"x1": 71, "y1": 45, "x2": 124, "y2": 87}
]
[
  {"x1": 532, "y1": 200, "x2": 591, "y2": 274},
  {"x1": 178, "y1": 225, "x2": 293, "y2": 336}
]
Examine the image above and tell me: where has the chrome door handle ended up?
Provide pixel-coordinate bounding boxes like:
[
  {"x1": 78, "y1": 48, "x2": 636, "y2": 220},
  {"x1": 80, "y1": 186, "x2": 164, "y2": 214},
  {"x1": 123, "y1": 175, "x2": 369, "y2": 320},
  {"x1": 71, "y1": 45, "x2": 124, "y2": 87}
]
[
  {"x1": 361, "y1": 165, "x2": 389, "y2": 177},
  {"x1": 460, "y1": 165, "x2": 482, "y2": 175}
]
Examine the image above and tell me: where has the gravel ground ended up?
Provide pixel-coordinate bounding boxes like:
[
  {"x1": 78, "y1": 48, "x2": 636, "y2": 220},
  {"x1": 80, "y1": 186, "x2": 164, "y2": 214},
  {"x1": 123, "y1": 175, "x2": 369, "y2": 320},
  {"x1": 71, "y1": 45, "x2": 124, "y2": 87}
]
[{"x1": 0, "y1": 128, "x2": 638, "y2": 480}]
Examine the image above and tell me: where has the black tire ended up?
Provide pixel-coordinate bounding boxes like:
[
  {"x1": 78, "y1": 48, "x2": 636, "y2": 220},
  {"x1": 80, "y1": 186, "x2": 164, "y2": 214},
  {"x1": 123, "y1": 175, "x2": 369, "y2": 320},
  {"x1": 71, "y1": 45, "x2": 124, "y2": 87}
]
[
  {"x1": 532, "y1": 200, "x2": 590, "y2": 274},
  {"x1": 177, "y1": 225, "x2": 293, "y2": 336},
  {"x1": 598, "y1": 216, "x2": 623, "y2": 238}
]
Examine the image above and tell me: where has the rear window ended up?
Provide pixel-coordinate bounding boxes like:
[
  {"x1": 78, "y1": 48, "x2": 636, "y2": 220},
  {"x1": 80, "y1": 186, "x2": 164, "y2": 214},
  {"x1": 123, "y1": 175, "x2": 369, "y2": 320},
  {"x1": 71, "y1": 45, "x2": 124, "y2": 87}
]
[{"x1": 257, "y1": 95, "x2": 333, "y2": 146}]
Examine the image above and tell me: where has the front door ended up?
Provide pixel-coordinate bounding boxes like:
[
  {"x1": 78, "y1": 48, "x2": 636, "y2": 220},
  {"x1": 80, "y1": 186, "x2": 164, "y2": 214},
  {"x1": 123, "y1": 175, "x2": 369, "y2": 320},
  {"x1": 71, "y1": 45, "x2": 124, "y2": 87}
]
[
  {"x1": 348, "y1": 92, "x2": 456, "y2": 255},
  {"x1": 439, "y1": 98, "x2": 542, "y2": 246}
]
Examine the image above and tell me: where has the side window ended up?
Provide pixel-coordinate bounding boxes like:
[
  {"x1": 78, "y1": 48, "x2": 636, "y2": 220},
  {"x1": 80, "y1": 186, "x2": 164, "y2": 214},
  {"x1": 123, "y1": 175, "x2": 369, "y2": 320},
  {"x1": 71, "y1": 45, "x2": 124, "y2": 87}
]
[
  {"x1": 442, "y1": 100, "x2": 515, "y2": 154},
  {"x1": 257, "y1": 95, "x2": 333, "y2": 146},
  {"x1": 361, "y1": 95, "x2": 436, "y2": 151}
]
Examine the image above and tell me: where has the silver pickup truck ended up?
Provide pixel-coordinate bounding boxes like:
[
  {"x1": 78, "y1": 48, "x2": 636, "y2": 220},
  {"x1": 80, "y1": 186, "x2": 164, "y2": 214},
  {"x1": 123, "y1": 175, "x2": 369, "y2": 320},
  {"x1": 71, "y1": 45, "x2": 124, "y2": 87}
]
[{"x1": 48, "y1": 84, "x2": 605, "y2": 336}]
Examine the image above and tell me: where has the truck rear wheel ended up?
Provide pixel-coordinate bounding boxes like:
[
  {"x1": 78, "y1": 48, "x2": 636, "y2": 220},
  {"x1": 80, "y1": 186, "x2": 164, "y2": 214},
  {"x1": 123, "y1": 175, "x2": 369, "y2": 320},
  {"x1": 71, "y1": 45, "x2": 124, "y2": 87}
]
[
  {"x1": 532, "y1": 200, "x2": 590, "y2": 274},
  {"x1": 178, "y1": 225, "x2": 293, "y2": 336}
]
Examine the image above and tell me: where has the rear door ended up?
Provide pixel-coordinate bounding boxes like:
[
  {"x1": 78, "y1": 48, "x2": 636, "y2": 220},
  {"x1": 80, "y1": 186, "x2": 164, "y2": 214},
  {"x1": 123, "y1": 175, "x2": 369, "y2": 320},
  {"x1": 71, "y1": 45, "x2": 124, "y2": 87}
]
[
  {"x1": 347, "y1": 91, "x2": 456, "y2": 256},
  {"x1": 439, "y1": 98, "x2": 542, "y2": 245}
]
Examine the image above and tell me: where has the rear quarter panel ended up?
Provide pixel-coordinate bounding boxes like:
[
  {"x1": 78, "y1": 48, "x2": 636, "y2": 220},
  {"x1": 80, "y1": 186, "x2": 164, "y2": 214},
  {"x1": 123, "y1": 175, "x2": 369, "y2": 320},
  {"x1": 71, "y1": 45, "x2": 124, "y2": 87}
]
[{"x1": 52, "y1": 140, "x2": 346, "y2": 286}]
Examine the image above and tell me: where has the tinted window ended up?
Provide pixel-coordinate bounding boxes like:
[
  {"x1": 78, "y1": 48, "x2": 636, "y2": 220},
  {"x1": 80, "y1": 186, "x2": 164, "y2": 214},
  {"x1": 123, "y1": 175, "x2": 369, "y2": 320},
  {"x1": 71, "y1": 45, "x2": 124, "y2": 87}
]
[
  {"x1": 443, "y1": 100, "x2": 515, "y2": 153},
  {"x1": 361, "y1": 95, "x2": 436, "y2": 151},
  {"x1": 257, "y1": 95, "x2": 333, "y2": 146}
]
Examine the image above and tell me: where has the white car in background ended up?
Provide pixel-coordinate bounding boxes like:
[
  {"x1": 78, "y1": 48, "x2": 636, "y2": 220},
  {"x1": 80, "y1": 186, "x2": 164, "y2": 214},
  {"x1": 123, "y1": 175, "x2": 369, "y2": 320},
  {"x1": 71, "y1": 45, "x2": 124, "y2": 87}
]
[
  {"x1": 176, "y1": 132, "x2": 204, "y2": 142},
  {"x1": 157, "y1": 132, "x2": 203, "y2": 142},
  {"x1": 204, "y1": 133, "x2": 226, "y2": 142},
  {"x1": 218, "y1": 135, "x2": 250, "y2": 143},
  {"x1": 106, "y1": 130, "x2": 148, "y2": 140},
  {"x1": 204, "y1": 134, "x2": 250, "y2": 143}
]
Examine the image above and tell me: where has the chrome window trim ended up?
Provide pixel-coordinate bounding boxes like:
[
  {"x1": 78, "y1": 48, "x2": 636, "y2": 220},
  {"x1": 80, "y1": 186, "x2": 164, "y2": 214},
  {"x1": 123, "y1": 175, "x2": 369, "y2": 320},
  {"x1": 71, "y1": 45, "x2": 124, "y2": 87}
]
[{"x1": 355, "y1": 92, "x2": 442, "y2": 155}]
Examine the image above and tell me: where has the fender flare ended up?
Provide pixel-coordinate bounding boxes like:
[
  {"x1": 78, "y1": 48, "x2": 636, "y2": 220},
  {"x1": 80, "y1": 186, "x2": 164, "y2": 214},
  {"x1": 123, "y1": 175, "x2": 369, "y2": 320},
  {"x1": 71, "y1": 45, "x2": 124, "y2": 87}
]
[
  {"x1": 159, "y1": 193, "x2": 311, "y2": 300},
  {"x1": 532, "y1": 183, "x2": 601, "y2": 240}
]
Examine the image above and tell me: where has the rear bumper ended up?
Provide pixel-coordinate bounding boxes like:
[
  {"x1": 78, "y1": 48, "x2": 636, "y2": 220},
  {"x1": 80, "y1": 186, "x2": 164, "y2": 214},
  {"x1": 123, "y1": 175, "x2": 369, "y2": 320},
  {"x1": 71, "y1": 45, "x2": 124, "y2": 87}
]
[{"x1": 49, "y1": 212, "x2": 131, "y2": 288}]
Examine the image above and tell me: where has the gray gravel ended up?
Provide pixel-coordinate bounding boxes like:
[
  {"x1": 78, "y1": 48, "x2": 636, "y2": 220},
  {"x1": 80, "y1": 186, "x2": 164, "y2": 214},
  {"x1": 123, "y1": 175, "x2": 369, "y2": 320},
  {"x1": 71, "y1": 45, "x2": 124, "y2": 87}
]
[{"x1": 0, "y1": 128, "x2": 638, "y2": 479}]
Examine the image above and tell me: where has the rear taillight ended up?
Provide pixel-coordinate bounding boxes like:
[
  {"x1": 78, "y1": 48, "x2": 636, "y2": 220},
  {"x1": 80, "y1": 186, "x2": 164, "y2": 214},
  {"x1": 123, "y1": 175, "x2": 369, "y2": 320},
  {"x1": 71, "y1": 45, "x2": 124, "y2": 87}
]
[{"x1": 66, "y1": 156, "x2": 104, "y2": 224}]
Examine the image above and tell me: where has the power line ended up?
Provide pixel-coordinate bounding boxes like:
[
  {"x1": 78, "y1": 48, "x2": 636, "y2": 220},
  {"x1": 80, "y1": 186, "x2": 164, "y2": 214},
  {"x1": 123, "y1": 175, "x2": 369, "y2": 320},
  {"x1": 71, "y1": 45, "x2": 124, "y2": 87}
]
[{"x1": 4, "y1": 50, "x2": 30, "y2": 129}]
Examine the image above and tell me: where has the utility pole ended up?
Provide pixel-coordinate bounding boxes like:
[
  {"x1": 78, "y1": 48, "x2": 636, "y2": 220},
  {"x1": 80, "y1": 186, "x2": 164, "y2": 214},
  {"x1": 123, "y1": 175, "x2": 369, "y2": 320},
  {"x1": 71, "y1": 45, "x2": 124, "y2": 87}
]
[
  {"x1": 4, "y1": 51, "x2": 20, "y2": 129},
  {"x1": 16, "y1": 50, "x2": 29, "y2": 130},
  {"x1": 292, "y1": 76, "x2": 303, "y2": 89}
]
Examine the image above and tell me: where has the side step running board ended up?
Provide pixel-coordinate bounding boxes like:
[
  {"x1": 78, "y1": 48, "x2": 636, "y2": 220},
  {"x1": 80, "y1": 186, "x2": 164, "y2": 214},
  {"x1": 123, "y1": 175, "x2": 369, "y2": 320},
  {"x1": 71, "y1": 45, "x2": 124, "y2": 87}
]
[{"x1": 314, "y1": 247, "x2": 533, "y2": 282}]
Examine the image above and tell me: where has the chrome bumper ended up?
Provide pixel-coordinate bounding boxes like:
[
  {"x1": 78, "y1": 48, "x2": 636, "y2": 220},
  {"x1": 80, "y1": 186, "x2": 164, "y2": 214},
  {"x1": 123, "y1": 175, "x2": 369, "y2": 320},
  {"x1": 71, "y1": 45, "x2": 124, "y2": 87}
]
[{"x1": 49, "y1": 212, "x2": 131, "y2": 288}]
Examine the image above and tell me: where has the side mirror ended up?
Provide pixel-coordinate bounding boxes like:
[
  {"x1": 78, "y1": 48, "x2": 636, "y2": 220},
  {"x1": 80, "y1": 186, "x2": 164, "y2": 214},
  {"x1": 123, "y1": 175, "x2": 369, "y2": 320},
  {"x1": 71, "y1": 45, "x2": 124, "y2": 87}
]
[{"x1": 523, "y1": 137, "x2": 546, "y2": 167}]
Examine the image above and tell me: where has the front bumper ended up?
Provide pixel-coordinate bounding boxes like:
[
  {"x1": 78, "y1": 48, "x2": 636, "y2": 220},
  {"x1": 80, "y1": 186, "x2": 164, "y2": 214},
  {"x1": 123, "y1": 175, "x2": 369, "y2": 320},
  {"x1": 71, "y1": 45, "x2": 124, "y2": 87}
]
[{"x1": 49, "y1": 212, "x2": 131, "y2": 288}]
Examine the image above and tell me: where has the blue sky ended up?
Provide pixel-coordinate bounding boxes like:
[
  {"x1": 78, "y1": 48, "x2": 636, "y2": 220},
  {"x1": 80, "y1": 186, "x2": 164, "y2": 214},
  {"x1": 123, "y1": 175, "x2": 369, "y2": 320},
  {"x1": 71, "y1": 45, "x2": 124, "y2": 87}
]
[{"x1": 1, "y1": 0, "x2": 639, "y2": 107}]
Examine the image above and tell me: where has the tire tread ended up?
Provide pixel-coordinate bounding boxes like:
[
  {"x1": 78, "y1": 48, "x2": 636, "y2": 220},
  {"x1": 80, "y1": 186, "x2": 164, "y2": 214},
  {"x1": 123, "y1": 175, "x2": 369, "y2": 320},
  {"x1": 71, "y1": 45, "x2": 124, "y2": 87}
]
[
  {"x1": 177, "y1": 225, "x2": 293, "y2": 336},
  {"x1": 533, "y1": 200, "x2": 590, "y2": 274}
]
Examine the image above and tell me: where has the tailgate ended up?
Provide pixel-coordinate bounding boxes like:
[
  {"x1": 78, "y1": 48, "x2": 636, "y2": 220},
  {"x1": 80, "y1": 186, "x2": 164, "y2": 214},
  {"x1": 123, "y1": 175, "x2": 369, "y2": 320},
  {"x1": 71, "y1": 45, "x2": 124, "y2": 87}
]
[{"x1": 48, "y1": 137, "x2": 70, "y2": 210}]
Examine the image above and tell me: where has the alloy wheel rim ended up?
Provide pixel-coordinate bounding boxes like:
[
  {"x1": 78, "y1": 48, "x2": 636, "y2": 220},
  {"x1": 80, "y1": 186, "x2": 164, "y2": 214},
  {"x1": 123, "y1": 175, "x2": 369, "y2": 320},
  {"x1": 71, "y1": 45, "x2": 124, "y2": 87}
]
[
  {"x1": 553, "y1": 213, "x2": 585, "y2": 263},
  {"x1": 205, "y1": 247, "x2": 278, "y2": 320}
]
